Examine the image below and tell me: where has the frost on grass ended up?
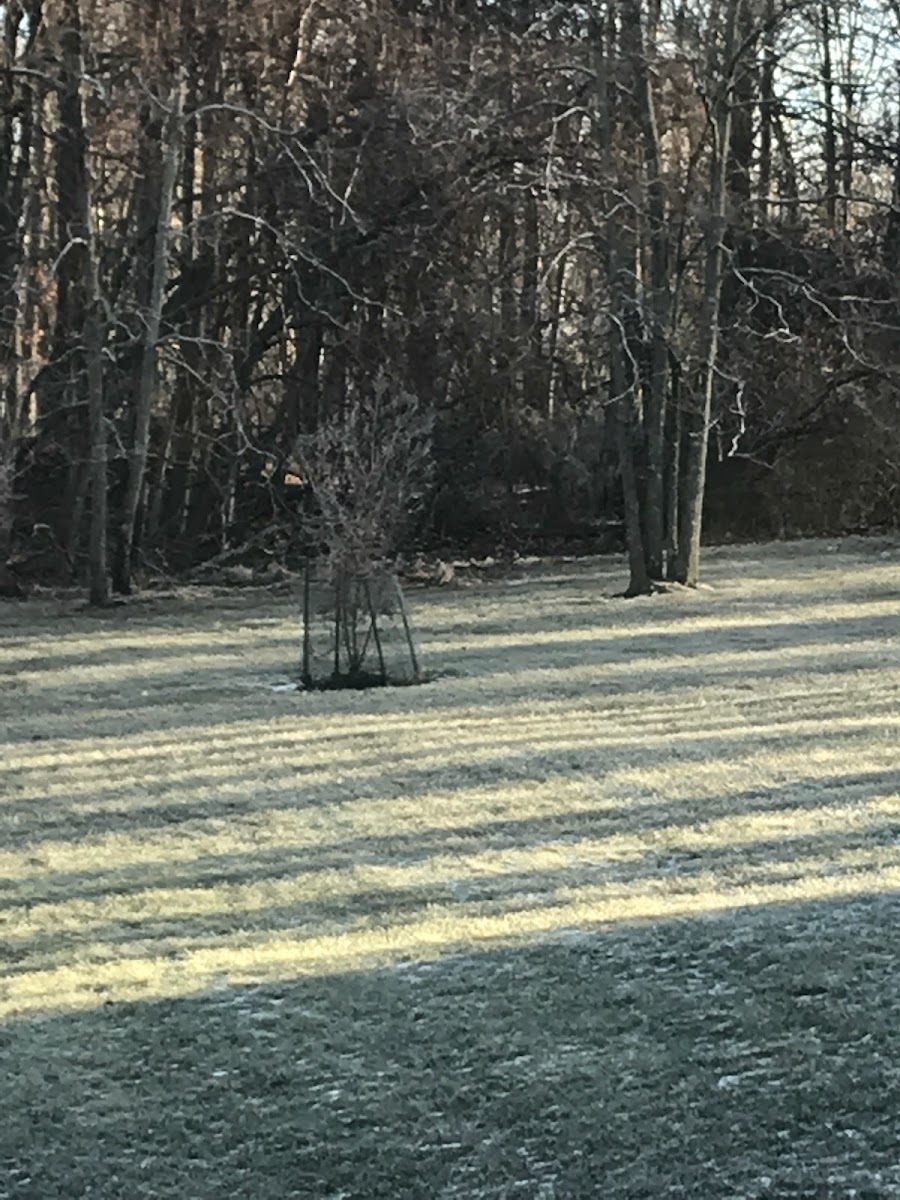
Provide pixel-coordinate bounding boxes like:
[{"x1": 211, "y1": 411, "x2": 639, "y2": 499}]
[{"x1": 1, "y1": 537, "x2": 900, "y2": 1198}]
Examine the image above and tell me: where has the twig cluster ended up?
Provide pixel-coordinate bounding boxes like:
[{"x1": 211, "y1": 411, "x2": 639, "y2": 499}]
[{"x1": 294, "y1": 372, "x2": 433, "y2": 581}]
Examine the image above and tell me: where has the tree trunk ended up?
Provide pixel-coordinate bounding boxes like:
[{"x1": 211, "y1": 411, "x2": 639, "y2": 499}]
[
  {"x1": 883, "y1": 66, "x2": 900, "y2": 272},
  {"x1": 664, "y1": 360, "x2": 681, "y2": 579},
  {"x1": 821, "y1": 2, "x2": 838, "y2": 232},
  {"x1": 757, "y1": 0, "x2": 776, "y2": 225},
  {"x1": 520, "y1": 186, "x2": 542, "y2": 413},
  {"x1": 840, "y1": 79, "x2": 855, "y2": 234},
  {"x1": 612, "y1": 309, "x2": 651, "y2": 597},
  {"x1": 0, "y1": 5, "x2": 33, "y2": 585},
  {"x1": 728, "y1": 2, "x2": 756, "y2": 213},
  {"x1": 497, "y1": 200, "x2": 517, "y2": 435},
  {"x1": 0, "y1": 5, "x2": 27, "y2": 427},
  {"x1": 544, "y1": 206, "x2": 571, "y2": 420},
  {"x1": 772, "y1": 108, "x2": 801, "y2": 226},
  {"x1": 674, "y1": 0, "x2": 743, "y2": 586},
  {"x1": 624, "y1": 0, "x2": 670, "y2": 580},
  {"x1": 0, "y1": 439, "x2": 14, "y2": 591},
  {"x1": 85, "y1": 292, "x2": 109, "y2": 606},
  {"x1": 597, "y1": 10, "x2": 650, "y2": 597},
  {"x1": 55, "y1": 0, "x2": 109, "y2": 604},
  {"x1": 113, "y1": 76, "x2": 183, "y2": 593}
]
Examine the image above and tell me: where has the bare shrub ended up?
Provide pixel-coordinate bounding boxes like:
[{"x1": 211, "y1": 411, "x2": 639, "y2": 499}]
[
  {"x1": 294, "y1": 371, "x2": 433, "y2": 580},
  {"x1": 293, "y1": 373, "x2": 432, "y2": 687}
]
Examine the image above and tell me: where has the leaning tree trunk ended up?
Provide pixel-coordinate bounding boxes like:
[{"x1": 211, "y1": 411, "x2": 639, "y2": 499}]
[
  {"x1": 674, "y1": 0, "x2": 743, "y2": 587},
  {"x1": 114, "y1": 76, "x2": 182, "y2": 593}
]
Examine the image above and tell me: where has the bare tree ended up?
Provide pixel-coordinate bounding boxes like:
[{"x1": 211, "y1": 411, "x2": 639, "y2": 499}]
[
  {"x1": 113, "y1": 73, "x2": 184, "y2": 593},
  {"x1": 1, "y1": 0, "x2": 898, "y2": 599},
  {"x1": 675, "y1": 0, "x2": 744, "y2": 586},
  {"x1": 58, "y1": 0, "x2": 109, "y2": 605}
]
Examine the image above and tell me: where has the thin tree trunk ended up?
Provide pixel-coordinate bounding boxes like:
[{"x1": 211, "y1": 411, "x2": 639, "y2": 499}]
[
  {"x1": 0, "y1": 437, "x2": 14, "y2": 593},
  {"x1": 675, "y1": 0, "x2": 743, "y2": 586},
  {"x1": 56, "y1": 0, "x2": 109, "y2": 604},
  {"x1": 520, "y1": 186, "x2": 542, "y2": 412},
  {"x1": 0, "y1": 5, "x2": 28, "y2": 425},
  {"x1": 0, "y1": 5, "x2": 30, "y2": 584},
  {"x1": 757, "y1": 0, "x2": 776, "y2": 225},
  {"x1": 114, "y1": 76, "x2": 183, "y2": 593},
  {"x1": 772, "y1": 108, "x2": 801, "y2": 225},
  {"x1": 624, "y1": 0, "x2": 670, "y2": 580},
  {"x1": 596, "y1": 12, "x2": 650, "y2": 597},
  {"x1": 497, "y1": 200, "x2": 517, "y2": 434},
  {"x1": 728, "y1": 2, "x2": 756, "y2": 213},
  {"x1": 840, "y1": 79, "x2": 855, "y2": 234},
  {"x1": 664, "y1": 358, "x2": 681, "y2": 577},
  {"x1": 544, "y1": 206, "x2": 571, "y2": 419},
  {"x1": 821, "y1": 2, "x2": 838, "y2": 232},
  {"x1": 612, "y1": 307, "x2": 651, "y2": 596},
  {"x1": 883, "y1": 66, "x2": 900, "y2": 271},
  {"x1": 85, "y1": 288, "x2": 108, "y2": 606}
]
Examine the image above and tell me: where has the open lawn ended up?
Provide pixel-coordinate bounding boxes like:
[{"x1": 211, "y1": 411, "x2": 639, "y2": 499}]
[{"x1": 2, "y1": 538, "x2": 900, "y2": 1198}]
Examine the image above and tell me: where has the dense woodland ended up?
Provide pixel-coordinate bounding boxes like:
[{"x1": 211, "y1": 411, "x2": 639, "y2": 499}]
[{"x1": 2, "y1": 0, "x2": 900, "y2": 601}]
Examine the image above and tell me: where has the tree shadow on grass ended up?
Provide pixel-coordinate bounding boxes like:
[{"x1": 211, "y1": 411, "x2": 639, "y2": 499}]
[{"x1": 3, "y1": 893, "x2": 900, "y2": 1199}]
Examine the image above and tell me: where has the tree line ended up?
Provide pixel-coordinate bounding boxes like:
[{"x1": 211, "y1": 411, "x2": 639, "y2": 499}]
[{"x1": 2, "y1": 0, "x2": 899, "y2": 601}]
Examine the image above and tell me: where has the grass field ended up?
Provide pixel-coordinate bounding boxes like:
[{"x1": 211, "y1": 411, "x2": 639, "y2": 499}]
[{"x1": 2, "y1": 537, "x2": 900, "y2": 1199}]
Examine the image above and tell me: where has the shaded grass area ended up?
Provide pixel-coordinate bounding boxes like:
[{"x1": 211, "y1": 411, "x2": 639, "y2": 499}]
[
  {"x1": 4, "y1": 899, "x2": 900, "y2": 1199},
  {"x1": 2, "y1": 537, "x2": 900, "y2": 1197}
]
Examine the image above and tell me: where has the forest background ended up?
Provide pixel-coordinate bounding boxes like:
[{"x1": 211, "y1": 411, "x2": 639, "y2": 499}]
[{"x1": 2, "y1": 0, "x2": 899, "y2": 602}]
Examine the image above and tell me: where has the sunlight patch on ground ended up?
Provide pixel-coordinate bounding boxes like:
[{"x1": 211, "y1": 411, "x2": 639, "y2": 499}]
[
  {"x1": 5, "y1": 708, "x2": 899, "y2": 809},
  {"x1": 4, "y1": 789, "x2": 899, "y2": 940},
  {"x1": 5, "y1": 538, "x2": 900, "y2": 1197},
  {"x1": 2, "y1": 733, "x2": 899, "y2": 884},
  {"x1": 3, "y1": 855, "x2": 900, "y2": 1020},
  {"x1": 2, "y1": 537, "x2": 900, "y2": 1021}
]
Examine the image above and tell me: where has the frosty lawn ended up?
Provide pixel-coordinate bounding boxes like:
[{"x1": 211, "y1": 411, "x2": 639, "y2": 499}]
[{"x1": 2, "y1": 538, "x2": 900, "y2": 1197}]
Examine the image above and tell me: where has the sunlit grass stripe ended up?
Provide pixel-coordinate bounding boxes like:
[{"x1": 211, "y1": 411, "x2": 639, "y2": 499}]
[
  {"x1": 2, "y1": 742, "x2": 899, "y2": 886},
  {"x1": 5, "y1": 697, "x2": 900, "y2": 786},
  {"x1": 4, "y1": 860, "x2": 900, "y2": 1021},
  {"x1": 4, "y1": 808, "x2": 900, "y2": 946},
  {"x1": 4, "y1": 671, "x2": 900, "y2": 767},
  {"x1": 2, "y1": 593, "x2": 897, "y2": 667},
  {"x1": 6, "y1": 628, "x2": 899, "y2": 695}
]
